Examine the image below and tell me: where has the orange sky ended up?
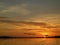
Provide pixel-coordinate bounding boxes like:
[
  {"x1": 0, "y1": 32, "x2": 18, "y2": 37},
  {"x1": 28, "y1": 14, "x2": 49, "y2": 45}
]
[{"x1": 0, "y1": 0, "x2": 60, "y2": 37}]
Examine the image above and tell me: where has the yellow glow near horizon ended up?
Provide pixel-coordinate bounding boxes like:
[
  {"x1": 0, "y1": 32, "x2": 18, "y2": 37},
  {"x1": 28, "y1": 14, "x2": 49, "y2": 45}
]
[{"x1": 41, "y1": 32, "x2": 49, "y2": 37}]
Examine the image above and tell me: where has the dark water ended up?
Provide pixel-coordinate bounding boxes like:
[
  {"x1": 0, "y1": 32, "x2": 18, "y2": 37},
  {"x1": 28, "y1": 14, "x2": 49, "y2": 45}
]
[{"x1": 0, "y1": 38, "x2": 60, "y2": 45}]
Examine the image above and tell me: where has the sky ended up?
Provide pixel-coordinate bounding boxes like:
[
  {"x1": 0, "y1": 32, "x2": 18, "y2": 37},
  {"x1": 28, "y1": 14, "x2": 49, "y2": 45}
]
[{"x1": 0, "y1": 0, "x2": 60, "y2": 37}]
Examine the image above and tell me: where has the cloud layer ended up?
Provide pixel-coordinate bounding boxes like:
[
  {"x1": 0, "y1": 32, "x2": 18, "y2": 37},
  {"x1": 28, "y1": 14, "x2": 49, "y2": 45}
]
[{"x1": 0, "y1": 0, "x2": 60, "y2": 36}]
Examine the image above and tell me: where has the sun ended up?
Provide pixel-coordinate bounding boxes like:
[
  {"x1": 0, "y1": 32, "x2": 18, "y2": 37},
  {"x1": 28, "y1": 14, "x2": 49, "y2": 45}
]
[
  {"x1": 41, "y1": 32, "x2": 48, "y2": 35},
  {"x1": 41, "y1": 32, "x2": 49, "y2": 37}
]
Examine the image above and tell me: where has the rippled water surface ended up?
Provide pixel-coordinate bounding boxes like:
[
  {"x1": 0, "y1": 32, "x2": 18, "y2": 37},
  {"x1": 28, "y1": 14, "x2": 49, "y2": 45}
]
[{"x1": 0, "y1": 38, "x2": 60, "y2": 45}]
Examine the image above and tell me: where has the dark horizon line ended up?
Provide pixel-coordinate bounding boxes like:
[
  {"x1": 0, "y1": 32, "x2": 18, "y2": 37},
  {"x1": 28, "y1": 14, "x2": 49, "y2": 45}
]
[{"x1": 0, "y1": 36, "x2": 60, "y2": 38}]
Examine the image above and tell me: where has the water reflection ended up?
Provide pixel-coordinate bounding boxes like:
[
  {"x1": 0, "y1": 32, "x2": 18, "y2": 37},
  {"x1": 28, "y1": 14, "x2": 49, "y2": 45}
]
[{"x1": 0, "y1": 38, "x2": 60, "y2": 45}]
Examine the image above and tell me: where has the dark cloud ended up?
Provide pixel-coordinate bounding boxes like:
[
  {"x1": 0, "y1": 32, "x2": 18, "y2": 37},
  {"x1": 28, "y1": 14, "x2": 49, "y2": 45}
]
[
  {"x1": 0, "y1": 17, "x2": 8, "y2": 18},
  {"x1": 0, "y1": 19, "x2": 60, "y2": 25},
  {"x1": 0, "y1": 19, "x2": 58, "y2": 27},
  {"x1": 0, "y1": 19, "x2": 60, "y2": 31},
  {"x1": 20, "y1": 21, "x2": 47, "y2": 26},
  {"x1": 0, "y1": 20, "x2": 16, "y2": 23},
  {"x1": 46, "y1": 26, "x2": 60, "y2": 28},
  {"x1": 24, "y1": 33, "x2": 36, "y2": 35},
  {"x1": 0, "y1": 19, "x2": 48, "y2": 26}
]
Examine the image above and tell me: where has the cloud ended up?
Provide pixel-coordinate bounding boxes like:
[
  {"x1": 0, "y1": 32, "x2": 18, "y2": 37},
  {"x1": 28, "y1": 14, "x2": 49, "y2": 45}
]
[
  {"x1": 0, "y1": 0, "x2": 60, "y2": 36},
  {"x1": 0, "y1": 1, "x2": 60, "y2": 22},
  {"x1": 0, "y1": 20, "x2": 16, "y2": 23},
  {"x1": 0, "y1": 20, "x2": 48, "y2": 27},
  {"x1": 24, "y1": 33, "x2": 36, "y2": 35},
  {"x1": 0, "y1": 16, "x2": 8, "y2": 18},
  {"x1": 0, "y1": 4, "x2": 31, "y2": 15},
  {"x1": 27, "y1": 13, "x2": 60, "y2": 25},
  {"x1": 0, "y1": 19, "x2": 60, "y2": 36},
  {"x1": 0, "y1": 20, "x2": 60, "y2": 30},
  {"x1": 0, "y1": 16, "x2": 9, "y2": 20}
]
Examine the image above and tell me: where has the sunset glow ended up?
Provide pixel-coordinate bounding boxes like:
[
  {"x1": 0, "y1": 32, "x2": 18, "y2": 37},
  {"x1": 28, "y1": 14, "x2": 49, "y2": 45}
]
[
  {"x1": 41, "y1": 32, "x2": 49, "y2": 35},
  {"x1": 40, "y1": 32, "x2": 49, "y2": 37},
  {"x1": 0, "y1": 0, "x2": 60, "y2": 37}
]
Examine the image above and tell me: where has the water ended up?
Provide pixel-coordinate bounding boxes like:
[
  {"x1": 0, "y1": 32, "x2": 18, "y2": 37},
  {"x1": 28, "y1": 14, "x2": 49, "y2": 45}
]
[{"x1": 0, "y1": 38, "x2": 60, "y2": 45}]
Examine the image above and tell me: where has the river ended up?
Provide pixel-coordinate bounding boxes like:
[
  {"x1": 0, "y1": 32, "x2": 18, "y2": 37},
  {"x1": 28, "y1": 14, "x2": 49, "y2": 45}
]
[{"x1": 0, "y1": 38, "x2": 60, "y2": 45}]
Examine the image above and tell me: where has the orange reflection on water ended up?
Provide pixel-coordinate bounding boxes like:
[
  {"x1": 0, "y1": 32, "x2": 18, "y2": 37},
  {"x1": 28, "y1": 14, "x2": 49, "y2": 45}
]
[
  {"x1": 29, "y1": 38, "x2": 59, "y2": 45},
  {"x1": 0, "y1": 38, "x2": 60, "y2": 45}
]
